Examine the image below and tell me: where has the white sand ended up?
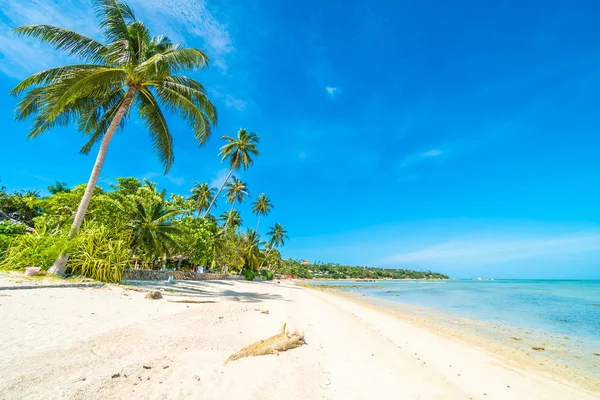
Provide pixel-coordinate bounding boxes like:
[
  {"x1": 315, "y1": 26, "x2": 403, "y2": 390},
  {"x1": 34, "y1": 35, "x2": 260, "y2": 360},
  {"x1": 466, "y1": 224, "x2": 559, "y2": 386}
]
[{"x1": 0, "y1": 279, "x2": 598, "y2": 400}]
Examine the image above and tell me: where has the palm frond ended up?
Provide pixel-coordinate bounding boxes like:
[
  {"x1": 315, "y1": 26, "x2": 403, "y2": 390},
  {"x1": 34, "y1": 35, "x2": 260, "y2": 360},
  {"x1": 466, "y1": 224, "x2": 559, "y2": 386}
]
[
  {"x1": 135, "y1": 48, "x2": 209, "y2": 77},
  {"x1": 150, "y1": 82, "x2": 214, "y2": 146},
  {"x1": 13, "y1": 25, "x2": 108, "y2": 63},
  {"x1": 137, "y1": 88, "x2": 174, "y2": 173}
]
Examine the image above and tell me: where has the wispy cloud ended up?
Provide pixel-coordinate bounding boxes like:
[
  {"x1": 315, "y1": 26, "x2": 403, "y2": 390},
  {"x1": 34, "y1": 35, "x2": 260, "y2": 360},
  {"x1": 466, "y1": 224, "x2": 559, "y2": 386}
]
[
  {"x1": 325, "y1": 86, "x2": 340, "y2": 99},
  {"x1": 18, "y1": 170, "x2": 52, "y2": 182},
  {"x1": 129, "y1": 0, "x2": 233, "y2": 72},
  {"x1": 209, "y1": 168, "x2": 229, "y2": 189},
  {"x1": 379, "y1": 231, "x2": 600, "y2": 267},
  {"x1": 400, "y1": 148, "x2": 446, "y2": 168},
  {"x1": 422, "y1": 149, "x2": 443, "y2": 157},
  {"x1": 0, "y1": 0, "x2": 97, "y2": 79}
]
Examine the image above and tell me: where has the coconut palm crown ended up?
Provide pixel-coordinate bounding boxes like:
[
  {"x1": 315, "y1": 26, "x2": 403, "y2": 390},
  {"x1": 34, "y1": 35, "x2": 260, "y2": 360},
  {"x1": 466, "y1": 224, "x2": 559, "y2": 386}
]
[
  {"x1": 189, "y1": 182, "x2": 216, "y2": 216},
  {"x1": 203, "y1": 129, "x2": 259, "y2": 216},
  {"x1": 10, "y1": 0, "x2": 217, "y2": 274},
  {"x1": 251, "y1": 193, "x2": 273, "y2": 231}
]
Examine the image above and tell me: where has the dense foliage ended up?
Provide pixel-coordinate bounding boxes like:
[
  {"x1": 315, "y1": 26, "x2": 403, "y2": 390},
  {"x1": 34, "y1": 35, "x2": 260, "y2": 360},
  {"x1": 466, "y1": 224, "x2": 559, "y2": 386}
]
[
  {"x1": 0, "y1": 178, "x2": 287, "y2": 282},
  {"x1": 272, "y1": 260, "x2": 449, "y2": 280}
]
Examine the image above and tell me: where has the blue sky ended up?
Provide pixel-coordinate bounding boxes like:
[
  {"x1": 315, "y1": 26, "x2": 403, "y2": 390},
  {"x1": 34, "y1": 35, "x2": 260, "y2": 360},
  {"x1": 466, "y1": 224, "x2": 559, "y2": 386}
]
[{"x1": 1, "y1": 0, "x2": 599, "y2": 278}]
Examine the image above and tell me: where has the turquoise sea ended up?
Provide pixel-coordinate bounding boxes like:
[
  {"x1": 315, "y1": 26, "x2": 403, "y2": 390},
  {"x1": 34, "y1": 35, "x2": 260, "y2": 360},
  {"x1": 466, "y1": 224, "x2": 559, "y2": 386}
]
[{"x1": 310, "y1": 279, "x2": 600, "y2": 367}]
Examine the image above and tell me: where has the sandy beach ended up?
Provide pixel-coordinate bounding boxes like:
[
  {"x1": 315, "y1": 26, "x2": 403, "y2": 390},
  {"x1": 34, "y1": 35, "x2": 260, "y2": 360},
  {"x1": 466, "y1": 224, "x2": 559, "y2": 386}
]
[{"x1": 1, "y1": 277, "x2": 598, "y2": 400}]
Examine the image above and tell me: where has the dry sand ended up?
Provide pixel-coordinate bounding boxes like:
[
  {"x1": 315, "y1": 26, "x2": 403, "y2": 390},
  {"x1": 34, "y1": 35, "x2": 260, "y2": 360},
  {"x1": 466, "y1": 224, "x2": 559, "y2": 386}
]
[{"x1": 0, "y1": 277, "x2": 598, "y2": 400}]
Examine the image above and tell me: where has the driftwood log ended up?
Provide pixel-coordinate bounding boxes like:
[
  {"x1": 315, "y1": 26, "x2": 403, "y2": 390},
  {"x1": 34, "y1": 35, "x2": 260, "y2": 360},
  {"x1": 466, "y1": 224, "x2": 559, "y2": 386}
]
[{"x1": 225, "y1": 323, "x2": 306, "y2": 364}]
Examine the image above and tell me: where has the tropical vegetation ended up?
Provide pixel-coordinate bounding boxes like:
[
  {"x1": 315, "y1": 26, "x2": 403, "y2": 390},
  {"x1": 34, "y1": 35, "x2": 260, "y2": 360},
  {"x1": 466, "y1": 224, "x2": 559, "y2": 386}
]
[{"x1": 0, "y1": 0, "x2": 448, "y2": 285}]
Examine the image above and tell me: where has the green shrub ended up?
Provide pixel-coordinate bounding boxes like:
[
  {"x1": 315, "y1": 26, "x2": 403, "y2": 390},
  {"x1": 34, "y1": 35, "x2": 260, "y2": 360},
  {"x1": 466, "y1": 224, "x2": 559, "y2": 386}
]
[
  {"x1": 0, "y1": 234, "x2": 16, "y2": 259},
  {"x1": 0, "y1": 220, "x2": 26, "y2": 235},
  {"x1": 259, "y1": 269, "x2": 274, "y2": 280},
  {"x1": 0, "y1": 233, "x2": 71, "y2": 270},
  {"x1": 243, "y1": 268, "x2": 256, "y2": 281},
  {"x1": 67, "y1": 224, "x2": 131, "y2": 283}
]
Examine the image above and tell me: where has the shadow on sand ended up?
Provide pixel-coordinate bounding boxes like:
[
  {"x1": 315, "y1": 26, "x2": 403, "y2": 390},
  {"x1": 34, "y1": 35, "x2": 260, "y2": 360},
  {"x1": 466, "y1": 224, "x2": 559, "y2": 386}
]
[{"x1": 123, "y1": 279, "x2": 289, "y2": 303}]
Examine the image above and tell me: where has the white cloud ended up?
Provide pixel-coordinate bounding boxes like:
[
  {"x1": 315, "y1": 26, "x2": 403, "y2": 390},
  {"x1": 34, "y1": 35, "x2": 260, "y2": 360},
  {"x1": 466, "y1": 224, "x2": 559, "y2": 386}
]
[
  {"x1": 208, "y1": 87, "x2": 247, "y2": 111},
  {"x1": 422, "y1": 149, "x2": 443, "y2": 157},
  {"x1": 379, "y1": 232, "x2": 600, "y2": 267},
  {"x1": 223, "y1": 94, "x2": 247, "y2": 111},
  {"x1": 401, "y1": 148, "x2": 446, "y2": 168},
  {"x1": 325, "y1": 86, "x2": 340, "y2": 98},
  {"x1": 0, "y1": 0, "x2": 97, "y2": 79},
  {"x1": 209, "y1": 168, "x2": 230, "y2": 189},
  {"x1": 129, "y1": 0, "x2": 233, "y2": 72}
]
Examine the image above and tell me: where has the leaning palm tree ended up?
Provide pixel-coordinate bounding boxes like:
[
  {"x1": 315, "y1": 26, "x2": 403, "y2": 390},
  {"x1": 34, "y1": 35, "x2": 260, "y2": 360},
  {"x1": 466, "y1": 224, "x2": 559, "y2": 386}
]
[
  {"x1": 251, "y1": 193, "x2": 273, "y2": 231},
  {"x1": 128, "y1": 201, "x2": 180, "y2": 259},
  {"x1": 203, "y1": 129, "x2": 259, "y2": 216},
  {"x1": 260, "y1": 223, "x2": 289, "y2": 269},
  {"x1": 218, "y1": 210, "x2": 242, "y2": 230},
  {"x1": 223, "y1": 177, "x2": 249, "y2": 229},
  {"x1": 11, "y1": 0, "x2": 217, "y2": 275},
  {"x1": 189, "y1": 182, "x2": 216, "y2": 216}
]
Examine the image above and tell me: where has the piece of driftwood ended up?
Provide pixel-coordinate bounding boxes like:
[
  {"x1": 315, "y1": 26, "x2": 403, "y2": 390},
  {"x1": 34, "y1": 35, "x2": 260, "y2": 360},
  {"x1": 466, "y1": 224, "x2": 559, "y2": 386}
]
[{"x1": 225, "y1": 323, "x2": 305, "y2": 364}]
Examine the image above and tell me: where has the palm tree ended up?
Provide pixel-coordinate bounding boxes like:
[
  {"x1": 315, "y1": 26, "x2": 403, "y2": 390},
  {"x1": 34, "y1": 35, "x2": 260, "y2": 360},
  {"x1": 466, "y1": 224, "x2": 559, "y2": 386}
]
[
  {"x1": 128, "y1": 201, "x2": 180, "y2": 259},
  {"x1": 203, "y1": 129, "x2": 259, "y2": 216},
  {"x1": 260, "y1": 223, "x2": 289, "y2": 269},
  {"x1": 251, "y1": 193, "x2": 273, "y2": 231},
  {"x1": 242, "y1": 229, "x2": 262, "y2": 271},
  {"x1": 11, "y1": 0, "x2": 217, "y2": 275},
  {"x1": 218, "y1": 209, "x2": 243, "y2": 230},
  {"x1": 223, "y1": 177, "x2": 249, "y2": 229},
  {"x1": 189, "y1": 182, "x2": 216, "y2": 216}
]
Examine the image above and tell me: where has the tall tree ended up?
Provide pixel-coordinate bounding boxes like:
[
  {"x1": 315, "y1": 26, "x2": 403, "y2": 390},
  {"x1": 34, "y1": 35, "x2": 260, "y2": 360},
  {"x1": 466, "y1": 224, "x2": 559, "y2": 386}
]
[
  {"x1": 260, "y1": 223, "x2": 289, "y2": 269},
  {"x1": 242, "y1": 229, "x2": 262, "y2": 271},
  {"x1": 189, "y1": 182, "x2": 216, "y2": 216},
  {"x1": 223, "y1": 177, "x2": 249, "y2": 229},
  {"x1": 203, "y1": 129, "x2": 259, "y2": 216},
  {"x1": 218, "y1": 210, "x2": 242, "y2": 230},
  {"x1": 11, "y1": 0, "x2": 217, "y2": 275},
  {"x1": 251, "y1": 193, "x2": 273, "y2": 231},
  {"x1": 128, "y1": 201, "x2": 180, "y2": 259}
]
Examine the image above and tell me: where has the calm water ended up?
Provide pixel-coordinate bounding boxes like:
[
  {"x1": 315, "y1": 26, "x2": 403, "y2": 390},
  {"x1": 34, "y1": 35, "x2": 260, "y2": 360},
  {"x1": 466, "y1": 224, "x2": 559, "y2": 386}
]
[{"x1": 310, "y1": 279, "x2": 600, "y2": 343}]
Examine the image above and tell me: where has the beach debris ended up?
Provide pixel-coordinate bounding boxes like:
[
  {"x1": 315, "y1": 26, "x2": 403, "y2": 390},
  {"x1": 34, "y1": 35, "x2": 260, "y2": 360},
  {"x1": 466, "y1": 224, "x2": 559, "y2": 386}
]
[
  {"x1": 111, "y1": 373, "x2": 121, "y2": 379},
  {"x1": 163, "y1": 365, "x2": 169, "y2": 369},
  {"x1": 225, "y1": 323, "x2": 306, "y2": 364},
  {"x1": 143, "y1": 365, "x2": 152, "y2": 370},
  {"x1": 531, "y1": 346, "x2": 545, "y2": 351},
  {"x1": 593, "y1": 353, "x2": 600, "y2": 357},
  {"x1": 145, "y1": 291, "x2": 162, "y2": 300},
  {"x1": 510, "y1": 337, "x2": 523, "y2": 341},
  {"x1": 261, "y1": 310, "x2": 270, "y2": 315}
]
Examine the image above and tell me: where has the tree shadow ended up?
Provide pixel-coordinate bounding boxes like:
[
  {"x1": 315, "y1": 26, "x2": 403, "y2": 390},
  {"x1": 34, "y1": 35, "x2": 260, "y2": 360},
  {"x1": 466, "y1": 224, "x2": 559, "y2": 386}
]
[{"x1": 123, "y1": 279, "x2": 289, "y2": 302}]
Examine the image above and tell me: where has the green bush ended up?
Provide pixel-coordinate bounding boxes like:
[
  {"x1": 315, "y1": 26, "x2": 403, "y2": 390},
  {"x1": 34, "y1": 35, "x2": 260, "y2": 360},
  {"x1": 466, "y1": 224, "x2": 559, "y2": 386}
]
[
  {"x1": 243, "y1": 268, "x2": 256, "y2": 281},
  {"x1": 0, "y1": 220, "x2": 26, "y2": 235},
  {"x1": 67, "y1": 224, "x2": 131, "y2": 283},
  {"x1": 0, "y1": 234, "x2": 16, "y2": 259},
  {"x1": 0, "y1": 233, "x2": 71, "y2": 270},
  {"x1": 259, "y1": 269, "x2": 274, "y2": 280}
]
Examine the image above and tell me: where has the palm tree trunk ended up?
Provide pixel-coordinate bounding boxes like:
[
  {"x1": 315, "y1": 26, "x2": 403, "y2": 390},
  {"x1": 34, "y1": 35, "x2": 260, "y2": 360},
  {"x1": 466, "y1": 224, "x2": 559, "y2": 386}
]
[
  {"x1": 203, "y1": 169, "x2": 233, "y2": 217},
  {"x1": 48, "y1": 88, "x2": 138, "y2": 276},
  {"x1": 256, "y1": 216, "x2": 261, "y2": 232}
]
